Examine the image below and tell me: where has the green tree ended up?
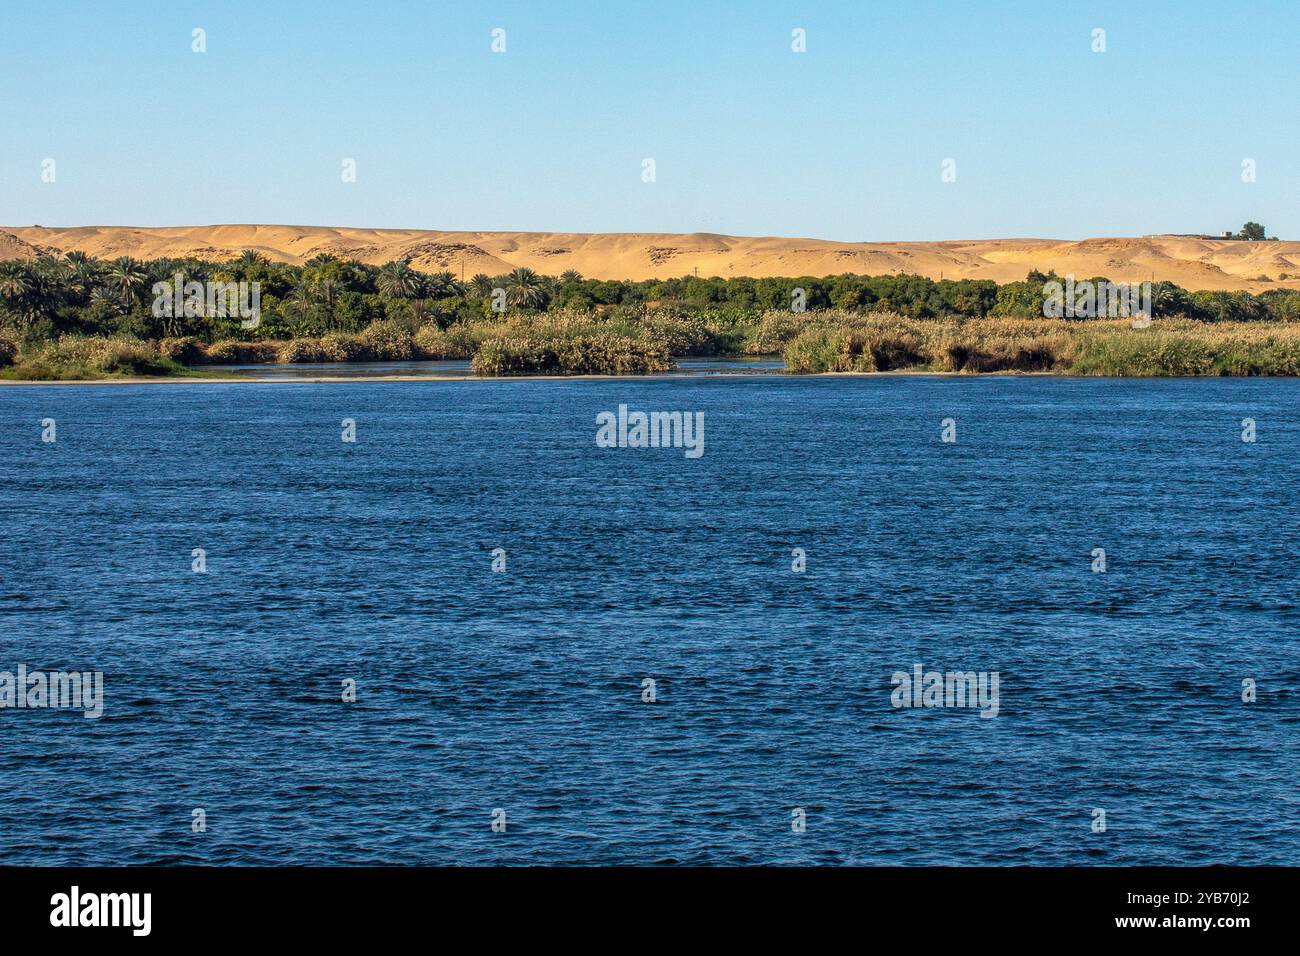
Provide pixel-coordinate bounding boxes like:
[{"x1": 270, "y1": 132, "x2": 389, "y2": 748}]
[
  {"x1": 104, "y1": 257, "x2": 148, "y2": 308},
  {"x1": 506, "y1": 267, "x2": 548, "y2": 309},
  {"x1": 233, "y1": 249, "x2": 267, "y2": 270},
  {"x1": 376, "y1": 260, "x2": 423, "y2": 299},
  {"x1": 0, "y1": 262, "x2": 38, "y2": 329}
]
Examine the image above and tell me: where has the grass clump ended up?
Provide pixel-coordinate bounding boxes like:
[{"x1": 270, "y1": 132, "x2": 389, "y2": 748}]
[
  {"x1": 472, "y1": 332, "x2": 670, "y2": 375},
  {"x1": 468, "y1": 312, "x2": 673, "y2": 375},
  {"x1": 930, "y1": 318, "x2": 1079, "y2": 372},
  {"x1": 0, "y1": 336, "x2": 191, "y2": 380},
  {"x1": 743, "y1": 311, "x2": 814, "y2": 355},
  {"x1": 782, "y1": 312, "x2": 927, "y2": 372},
  {"x1": 11, "y1": 306, "x2": 1300, "y2": 380},
  {"x1": 201, "y1": 340, "x2": 281, "y2": 364},
  {"x1": 356, "y1": 320, "x2": 415, "y2": 360},
  {"x1": 413, "y1": 323, "x2": 482, "y2": 359},
  {"x1": 779, "y1": 314, "x2": 1300, "y2": 376},
  {"x1": 1072, "y1": 321, "x2": 1300, "y2": 376}
]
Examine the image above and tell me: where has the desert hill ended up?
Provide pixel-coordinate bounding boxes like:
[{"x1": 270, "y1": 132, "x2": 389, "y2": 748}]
[{"x1": 3, "y1": 225, "x2": 1298, "y2": 292}]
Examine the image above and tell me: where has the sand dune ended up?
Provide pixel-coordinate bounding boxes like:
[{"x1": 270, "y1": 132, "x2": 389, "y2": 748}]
[{"x1": 3, "y1": 225, "x2": 1297, "y2": 292}]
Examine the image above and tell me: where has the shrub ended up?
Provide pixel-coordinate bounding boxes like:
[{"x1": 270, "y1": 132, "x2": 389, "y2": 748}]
[
  {"x1": 472, "y1": 332, "x2": 671, "y2": 375},
  {"x1": 276, "y1": 338, "x2": 329, "y2": 363},
  {"x1": 319, "y1": 333, "x2": 367, "y2": 362},
  {"x1": 1071, "y1": 322, "x2": 1300, "y2": 376},
  {"x1": 744, "y1": 311, "x2": 813, "y2": 354},
  {"x1": 782, "y1": 312, "x2": 927, "y2": 372},
  {"x1": 639, "y1": 312, "x2": 720, "y2": 356},
  {"x1": 3, "y1": 336, "x2": 184, "y2": 379},
  {"x1": 1071, "y1": 329, "x2": 1216, "y2": 376},
  {"x1": 201, "y1": 340, "x2": 281, "y2": 364},
  {"x1": 929, "y1": 318, "x2": 1077, "y2": 372},
  {"x1": 784, "y1": 328, "x2": 876, "y2": 373},
  {"x1": 157, "y1": 336, "x2": 206, "y2": 365},
  {"x1": 358, "y1": 320, "x2": 414, "y2": 360},
  {"x1": 414, "y1": 323, "x2": 479, "y2": 359}
]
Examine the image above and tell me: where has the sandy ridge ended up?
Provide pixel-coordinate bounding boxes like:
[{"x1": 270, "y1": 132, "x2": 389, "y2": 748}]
[{"x1": 3, "y1": 225, "x2": 1298, "y2": 292}]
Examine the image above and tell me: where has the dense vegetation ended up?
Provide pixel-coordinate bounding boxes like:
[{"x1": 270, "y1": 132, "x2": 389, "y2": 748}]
[
  {"x1": 3, "y1": 248, "x2": 1300, "y2": 378},
  {"x1": 778, "y1": 314, "x2": 1300, "y2": 375},
  {"x1": 1230, "y1": 221, "x2": 1276, "y2": 241}
]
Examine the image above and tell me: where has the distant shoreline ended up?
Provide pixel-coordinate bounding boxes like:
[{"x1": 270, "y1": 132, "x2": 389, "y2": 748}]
[
  {"x1": 4, "y1": 225, "x2": 1297, "y2": 291},
  {"x1": 6, "y1": 254, "x2": 1300, "y2": 378},
  {"x1": 0, "y1": 369, "x2": 1273, "y2": 386}
]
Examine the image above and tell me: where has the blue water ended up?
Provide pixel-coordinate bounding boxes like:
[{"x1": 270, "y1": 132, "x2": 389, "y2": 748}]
[{"x1": 1, "y1": 376, "x2": 1297, "y2": 865}]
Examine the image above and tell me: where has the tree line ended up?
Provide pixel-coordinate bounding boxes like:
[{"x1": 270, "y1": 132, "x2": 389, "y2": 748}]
[{"x1": 3, "y1": 249, "x2": 1299, "y2": 344}]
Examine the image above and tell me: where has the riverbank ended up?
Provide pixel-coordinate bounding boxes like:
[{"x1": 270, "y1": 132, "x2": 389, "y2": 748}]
[{"x1": 6, "y1": 313, "x2": 1300, "y2": 381}]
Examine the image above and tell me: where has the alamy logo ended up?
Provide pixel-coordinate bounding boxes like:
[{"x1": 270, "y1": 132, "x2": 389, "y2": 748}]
[
  {"x1": 1043, "y1": 277, "x2": 1151, "y2": 320},
  {"x1": 891, "y1": 663, "x2": 1000, "y2": 718},
  {"x1": 595, "y1": 404, "x2": 705, "y2": 459},
  {"x1": 50, "y1": 886, "x2": 151, "y2": 936},
  {"x1": 0, "y1": 664, "x2": 104, "y2": 718},
  {"x1": 152, "y1": 273, "x2": 261, "y2": 329}
]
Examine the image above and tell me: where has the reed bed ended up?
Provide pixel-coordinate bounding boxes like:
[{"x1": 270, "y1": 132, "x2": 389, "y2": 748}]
[
  {"x1": 469, "y1": 313, "x2": 672, "y2": 375},
  {"x1": 1, "y1": 335, "x2": 187, "y2": 379},
  {"x1": 8, "y1": 311, "x2": 1300, "y2": 379},
  {"x1": 778, "y1": 313, "x2": 1300, "y2": 376}
]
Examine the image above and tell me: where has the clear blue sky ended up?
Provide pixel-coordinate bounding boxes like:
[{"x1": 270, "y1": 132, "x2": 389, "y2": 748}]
[{"x1": 1, "y1": 0, "x2": 1295, "y2": 240}]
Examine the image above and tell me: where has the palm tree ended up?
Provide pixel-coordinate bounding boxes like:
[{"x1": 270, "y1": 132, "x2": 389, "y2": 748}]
[
  {"x1": 376, "y1": 260, "x2": 422, "y2": 299},
  {"x1": 408, "y1": 298, "x2": 433, "y2": 326},
  {"x1": 560, "y1": 270, "x2": 583, "y2": 283},
  {"x1": 104, "y1": 257, "x2": 148, "y2": 307},
  {"x1": 297, "y1": 253, "x2": 337, "y2": 296},
  {"x1": 184, "y1": 258, "x2": 213, "y2": 283},
  {"x1": 35, "y1": 256, "x2": 73, "y2": 312},
  {"x1": 0, "y1": 259, "x2": 72, "y2": 328},
  {"x1": 324, "y1": 278, "x2": 341, "y2": 306},
  {"x1": 68, "y1": 257, "x2": 103, "y2": 300},
  {"x1": 89, "y1": 285, "x2": 125, "y2": 313},
  {"x1": 506, "y1": 267, "x2": 548, "y2": 309},
  {"x1": 0, "y1": 263, "x2": 33, "y2": 327},
  {"x1": 33, "y1": 254, "x2": 68, "y2": 282},
  {"x1": 231, "y1": 249, "x2": 267, "y2": 280},
  {"x1": 470, "y1": 273, "x2": 494, "y2": 297},
  {"x1": 1150, "y1": 282, "x2": 1181, "y2": 319},
  {"x1": 426, "y1": 270, "x2": 457, "y2": 298},
  {"x1": 0, "y1": 262, "x2": 28, "y2": 297},
  {"x1": 287, "y1": 280, "x2": 318, "y2": 311}
]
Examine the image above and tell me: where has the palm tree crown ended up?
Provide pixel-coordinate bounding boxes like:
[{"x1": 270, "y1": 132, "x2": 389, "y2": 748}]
[
  {"x1": 506, "y1": 267, "x2": 548, "y2": 309},
  {"x1": 376, "y1": 260, "x2": 423, "y2": 299}
]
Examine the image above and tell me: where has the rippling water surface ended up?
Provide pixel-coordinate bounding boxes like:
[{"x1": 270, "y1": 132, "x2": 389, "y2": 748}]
[{"x1": 1, "y1": 376, "x2": 1297, "y2": 865}]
